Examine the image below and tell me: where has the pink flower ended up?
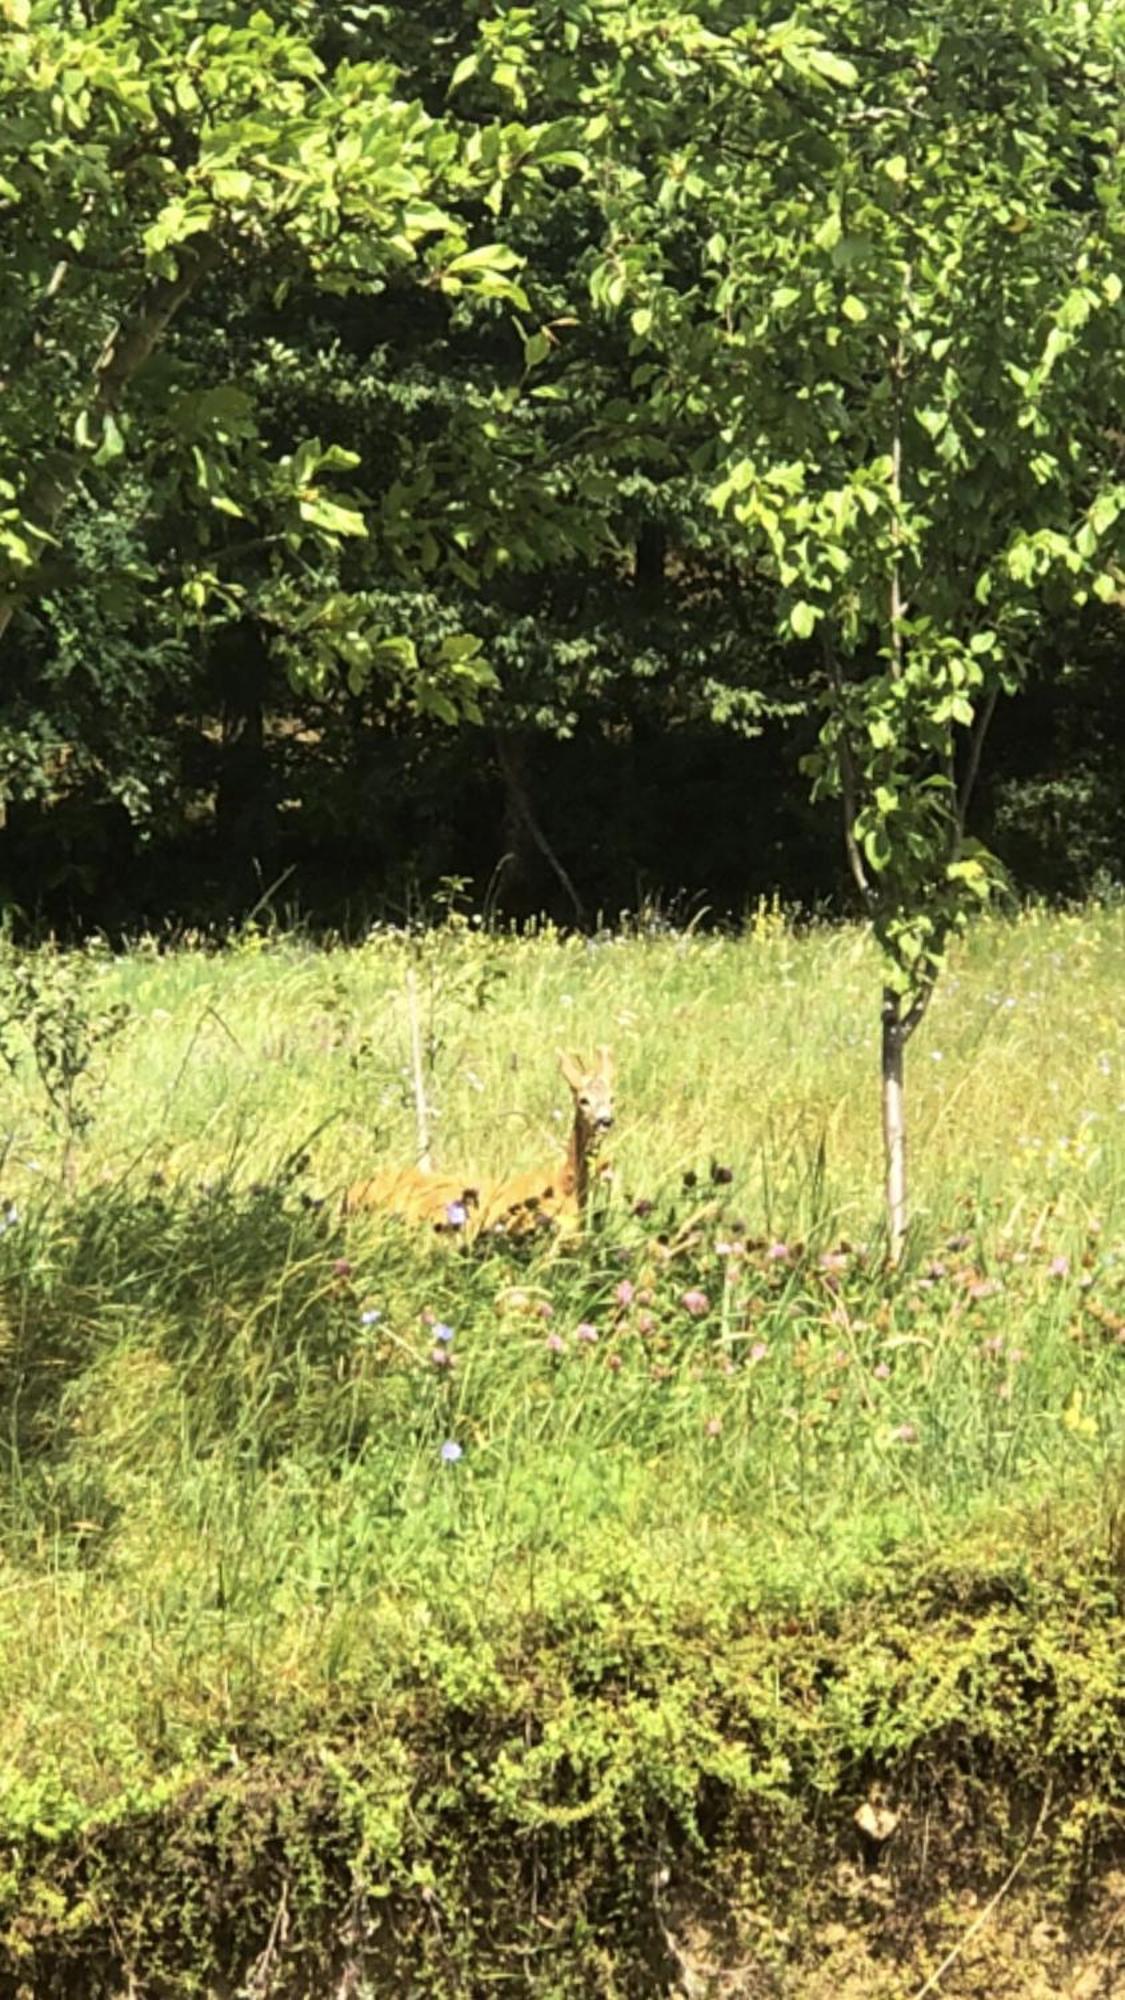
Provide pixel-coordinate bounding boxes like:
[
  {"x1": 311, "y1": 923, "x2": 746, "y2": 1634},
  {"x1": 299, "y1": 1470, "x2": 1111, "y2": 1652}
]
[
  {"x1": 545, "y1": 1331, "x2": 565, "y2": 1354},
  {"x1": 766, "y1": 1241, "x2": 791, "y2": 1262},
  {"x1": 430, "y1": 1347, "x2": 453, "y2": 1369},
  {"x1": 819, "y1": 1251, "x2": 849, "y2": 1273},
  {"x1": 537, "y1": 1299, "x2": 554, "y2": 1320},
  {"x1": 614, "y1": 1279, "x2": 636, "y2": 1307},
  {"x1": 636, "y1": 1310, "x2": 656, "y2": 1336},
  {"x1": 575, "y1": 1322, "x2": 599, "y2": 1343},
  {"x1": 873, "y1": 1361, "x2": 891, "y2": 1381},
  {"x1": 606, "y1": 1352, "x2": 623, "y2": 1372},
  {"x1": 332, "y1": 1258, "x2": 353, "y2": 1279},
  {"x1": 681, "y1": 1289, "x2": 710, "y2": 1317},
  {"x1": 705, "y1": 1416, "x2": 723, "y2": 1437},
  {"x1": 890, "y1": 1423, "x2": 918, "y2": 1444},
  {"x1": 748, "y1": 1341, "x2": 769, "y2": 1364},
  {"x1": 1047, "y1": 1256, "x2": 1070, "y2": 1278},
  {"x1": 967, "y1": 1278, "x2": 1002, "y2": 1302}
]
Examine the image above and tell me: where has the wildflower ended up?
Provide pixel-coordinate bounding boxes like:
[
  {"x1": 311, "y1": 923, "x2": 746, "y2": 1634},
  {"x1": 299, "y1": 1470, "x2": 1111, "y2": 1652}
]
[
  {"x1": 332, "y1": 1258, "x2": 353, "y2": 1279},
  {"x1": 433, "y1": 1322, "x2": 455, "y2": 1344},
  {"x1": 545, "y1": 1331, "x2": 565, "y2": 1354},
  {"x1": 981, "y1": 1335, "x2": 1005, "y2": 1357},
  {"x1": 440, "y1": 1440, "x2": 463, "y2": 1463},
  {"x1": 967, "y1": 1278, "x2": 1003, "y2": 1302},
  {"x1": 766, "y1": 1241, "x2": 791, "y2": 1262},
  {"x1": 615, "y1": 1279, "x2": 636, "y2": 1308},
  {"x1": 431, "y1": 1347, "x2": 453, "y2": 1369},
  {"x1": 705, "y1": 1416, "x2": 723, "y2": 1437},
  {"x1": 748, "y1": 1341, "x2": 769, "y2": 1364},
  {"x1": 819, "y1": 1251, "x2": 849, "y2": 1274},
  {"x1": 681, "y1": 1289, "x2": 710, "y2": 1317},
  {"x1": 890, "y1": 1423, "x2": 918, "y2": 1444},
  {"x1": 1047, "y1": 1255, "x2": 1070, "y2": 1278},
  {"x1": 873, "y1": 1362, "x2": 891, "y2": 1381},
  {"x1": 607, "y1": 1352, "x2": 623, "y2": 1372},
  {"x1": 576, "y1": 1322, "x2": 599, "y2": 1343},
  {"x1": 636, "y1": 1310, "x2": 656, "y2": 1336},
  {"x1": 445, "y1": 1201, "x2": 468, "y2": 1229},
  {"x1": 537, "y1": 1299, "x2": 554, "y2": 1320}
]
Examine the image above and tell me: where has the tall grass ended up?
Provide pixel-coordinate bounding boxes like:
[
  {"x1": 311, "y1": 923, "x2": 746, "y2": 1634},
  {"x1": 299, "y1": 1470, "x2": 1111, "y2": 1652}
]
[{"x1": 1, "y1": 904, "x2": 1125, "y2": 1838}]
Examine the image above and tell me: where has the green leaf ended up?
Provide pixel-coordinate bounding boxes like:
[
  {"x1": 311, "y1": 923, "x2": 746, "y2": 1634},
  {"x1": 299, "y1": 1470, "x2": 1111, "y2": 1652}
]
[
  {"x1": 93, "y1": 413, "x2": 125, "y2": 464},
  {"x1": 298, "y1": 495, "x2": 367, "y2": 538},
  {"x1": 789, "y1": 601, "x2": 818, "y2": 639},
  {"x1": 805, "y1": 47, "x2": 859, "y2": 86},
  {"x1": 840, "y1": 293, "x2": 867, "y2": 324}
]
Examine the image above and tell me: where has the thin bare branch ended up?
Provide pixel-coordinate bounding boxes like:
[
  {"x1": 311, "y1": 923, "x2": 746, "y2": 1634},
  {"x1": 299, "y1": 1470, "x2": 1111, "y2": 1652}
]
[{"x1": 957, "y1": 682, "x2": 999, "y2": 834}]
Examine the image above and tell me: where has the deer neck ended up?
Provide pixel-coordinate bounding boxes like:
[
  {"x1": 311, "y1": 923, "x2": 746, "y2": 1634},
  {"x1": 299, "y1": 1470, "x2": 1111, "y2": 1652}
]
[{"x1": 562, "y1": 1108, "x2": 591, "y2": 1207}]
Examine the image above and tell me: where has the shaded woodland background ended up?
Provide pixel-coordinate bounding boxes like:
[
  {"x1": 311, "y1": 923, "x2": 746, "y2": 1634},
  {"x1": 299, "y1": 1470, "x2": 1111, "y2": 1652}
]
[{"x1": 4, "y1": 1, "x2": 1122, "y2": 939}]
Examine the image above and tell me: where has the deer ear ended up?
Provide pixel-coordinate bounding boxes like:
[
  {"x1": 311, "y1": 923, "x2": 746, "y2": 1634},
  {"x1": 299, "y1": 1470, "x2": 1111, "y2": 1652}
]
[
  {"x1": 557, "y1": 1048, "x2": 587, "y2": 1090},
  {"x1": 594, "y1": 1044, "x2": 614, "y2": 1078}
]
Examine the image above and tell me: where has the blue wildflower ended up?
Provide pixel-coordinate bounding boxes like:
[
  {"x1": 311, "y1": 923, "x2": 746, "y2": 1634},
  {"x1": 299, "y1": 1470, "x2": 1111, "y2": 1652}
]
[
  {"x1": 445, "y1": 1202, "x2": 468, "y2": 1228},
  {"x1": 433, "y1": 1322, "x2": 454, "y2": 1343},
  {"x1": 441, "y1": 1440, "x2": 463, "y2": 1464}
]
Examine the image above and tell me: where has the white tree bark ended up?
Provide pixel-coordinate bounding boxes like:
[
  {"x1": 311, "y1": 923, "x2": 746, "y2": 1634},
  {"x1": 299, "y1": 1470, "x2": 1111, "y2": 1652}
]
[{"x1": 882, "y1": 988, "x2": 908, "y2": 1265}]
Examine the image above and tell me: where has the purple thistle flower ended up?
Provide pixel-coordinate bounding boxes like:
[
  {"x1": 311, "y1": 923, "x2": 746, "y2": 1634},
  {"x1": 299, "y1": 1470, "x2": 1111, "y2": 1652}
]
[
  {"x1": 614, "y1": 1279, "x2": 636, "y2": 1307},
  {"x1": 575, "y1": 1322, "x2": 599, "y2": 1343},
  {"x1": 766, "y1": 1241, "x2": 791, "y2": 1262},
  {"x1": 545, "y1": 1331, "x2": 565, "y2": 1354},
  {"x1": 681, "y1": 1289, "x2": 710, "y2": 1317},
  {"x1": 445, "y1": 1202, "x2": 468, "y2": 1229}
]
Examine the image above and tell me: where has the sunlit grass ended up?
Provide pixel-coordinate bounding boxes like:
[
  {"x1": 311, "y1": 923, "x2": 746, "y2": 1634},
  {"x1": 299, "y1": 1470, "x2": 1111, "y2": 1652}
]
[{"x1": 2, "y1": 903, "x2": 1125, "y2": 1836}]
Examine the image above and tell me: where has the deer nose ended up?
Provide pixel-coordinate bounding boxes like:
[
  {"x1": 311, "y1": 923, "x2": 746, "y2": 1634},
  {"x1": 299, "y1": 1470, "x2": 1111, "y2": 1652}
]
[{"x1": 596, "y1": 1114, "x2": 614, "y2": 1132}]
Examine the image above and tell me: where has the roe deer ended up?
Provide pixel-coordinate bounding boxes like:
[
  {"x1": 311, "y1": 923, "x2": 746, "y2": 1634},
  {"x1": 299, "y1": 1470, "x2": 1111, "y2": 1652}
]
[{"x1": 342, "y1": 1046, "x2": 614, "y2": 1241}]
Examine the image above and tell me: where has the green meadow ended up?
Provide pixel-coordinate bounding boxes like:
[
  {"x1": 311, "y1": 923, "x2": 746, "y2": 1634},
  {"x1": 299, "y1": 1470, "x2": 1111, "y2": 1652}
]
[{"x1": 3, "y1": 906, "x2": 1125, "y2": 1996}]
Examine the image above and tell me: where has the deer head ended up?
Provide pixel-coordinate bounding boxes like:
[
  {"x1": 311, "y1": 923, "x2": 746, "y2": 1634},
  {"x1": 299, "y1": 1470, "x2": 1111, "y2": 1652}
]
[{"x1": 557, "y1": 1046, "x2": 615, "y2": 1159}]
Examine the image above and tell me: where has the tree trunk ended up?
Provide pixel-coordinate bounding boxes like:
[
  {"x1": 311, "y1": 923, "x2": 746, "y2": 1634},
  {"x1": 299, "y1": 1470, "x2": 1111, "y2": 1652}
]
[
  {"x1": 882, "y1": 988, "x2": 908, "y2": 1265},
  {"x1": 215, "y1": 624, "x2": 278, "y2": 905}
]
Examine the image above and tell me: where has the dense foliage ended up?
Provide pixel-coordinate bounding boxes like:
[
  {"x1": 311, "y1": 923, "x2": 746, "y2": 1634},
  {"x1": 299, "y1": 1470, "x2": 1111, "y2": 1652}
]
[{"x1": 0, "y1": 0, "x2": 1122, "y2": 934}]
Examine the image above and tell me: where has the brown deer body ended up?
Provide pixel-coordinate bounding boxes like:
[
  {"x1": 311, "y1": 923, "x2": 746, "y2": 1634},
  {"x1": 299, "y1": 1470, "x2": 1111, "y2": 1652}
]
[{"x1": 343, "y1": 1047, "x2": 614, "y2": 1241}]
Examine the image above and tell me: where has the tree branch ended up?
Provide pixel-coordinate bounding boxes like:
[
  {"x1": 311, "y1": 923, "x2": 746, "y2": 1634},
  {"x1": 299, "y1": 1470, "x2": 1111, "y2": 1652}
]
[
  {"x1": 0, "y1": 234, "x2": 223, "y2": 646},
  {"x1": 822, "y1": 627, "x2": 874, "y2": 909},
  {"x1": 956, "y1": 682, "x2": 999, "y2": 835}
]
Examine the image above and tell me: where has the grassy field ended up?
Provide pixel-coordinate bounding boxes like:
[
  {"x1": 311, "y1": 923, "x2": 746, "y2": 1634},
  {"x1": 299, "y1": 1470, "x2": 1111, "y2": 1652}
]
[{"x1": 3, "y1": 905, "x2": 1125, "y2": 1995}]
